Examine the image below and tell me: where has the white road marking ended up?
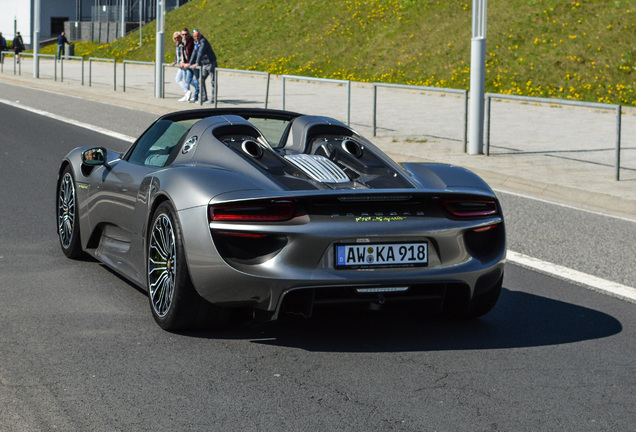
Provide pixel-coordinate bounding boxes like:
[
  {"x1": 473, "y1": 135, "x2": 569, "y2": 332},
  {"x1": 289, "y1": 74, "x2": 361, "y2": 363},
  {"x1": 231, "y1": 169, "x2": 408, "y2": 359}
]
[
  {"x1": 494, "y1": 187, "x2": 636, "y2": 223},
  {"x1": 0, "y1": 98, "x2": 136, "y2": 143},
  {"x1": 507, "y1": 250, "x2": 636, "y2": 303},
  {"x1": 2, "y1": 97, "x2": 634, "y2": 303}
]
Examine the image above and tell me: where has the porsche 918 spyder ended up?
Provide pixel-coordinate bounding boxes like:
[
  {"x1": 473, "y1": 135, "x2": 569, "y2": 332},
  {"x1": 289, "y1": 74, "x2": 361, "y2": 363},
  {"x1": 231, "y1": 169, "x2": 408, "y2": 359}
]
[{"x1": 57, "y1": 108, "x2": 505, "y2": 331}]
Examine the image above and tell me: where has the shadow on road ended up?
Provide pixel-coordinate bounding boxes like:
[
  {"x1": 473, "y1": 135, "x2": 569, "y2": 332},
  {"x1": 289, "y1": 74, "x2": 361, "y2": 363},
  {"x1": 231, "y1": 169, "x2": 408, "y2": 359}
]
[{"x1": 191, "y1": 287, "x2": 622, "y2": 352}]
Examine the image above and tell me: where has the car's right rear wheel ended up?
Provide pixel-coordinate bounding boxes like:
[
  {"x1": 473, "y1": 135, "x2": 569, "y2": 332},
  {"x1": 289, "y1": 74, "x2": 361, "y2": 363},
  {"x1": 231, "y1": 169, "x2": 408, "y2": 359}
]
[
  {"x1": 147, "y1": 202, "x2": 226, "y2": 331},
  {"x1": 445, "y1": 275, "x2": 503, "y2": 319}
]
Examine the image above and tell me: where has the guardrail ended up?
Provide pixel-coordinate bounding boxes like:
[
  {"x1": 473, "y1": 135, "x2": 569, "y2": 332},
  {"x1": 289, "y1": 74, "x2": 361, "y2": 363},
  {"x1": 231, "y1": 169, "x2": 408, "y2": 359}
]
[
  {"x1": 484, "y1": 93, "x2": 624, "y2": 180},
  {"x1": 8, "y1": 51, "x2": 28, "y2": 75},
  {"x1": 88, "y1": 57, "x2": 116, "y2": 91},
  {"x1": 373, "y1": 83, "x2": 469, "y2": 151},
  {"x1": 1, "y1": 52, "x2": 19, "y2": 74},
  {"x1": 282, "y1": 75, "x2": 351, "y2": 126},
  {"x1": 162, "y1": 63, "x2": 204, "y2": 105},
  {"x1": 60, "y1": 56, "x2": 85, "y2": 85},
  {"x1": 0, "y1": 52, "x2": 30, "y2": 75},
  {"x1": 0, "y1": 52, "x2": 7, "y2": 73},
  {"x1": 214, "y1": 68, "x2": 270, "y2": 109},
  {"x1": 1, "y1": 57, "x2": 630, "y2": 181},
  {"x1": 123, "y1": 60, "x2": 154, "y2": 92},
  {"x1": 34, "y1": 53, "x2": 58, "y2": 81}
]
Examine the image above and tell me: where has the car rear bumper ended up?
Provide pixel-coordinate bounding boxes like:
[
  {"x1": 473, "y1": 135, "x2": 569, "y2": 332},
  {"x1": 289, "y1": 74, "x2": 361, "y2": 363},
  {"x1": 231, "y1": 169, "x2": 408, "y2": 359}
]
[{"x1": 179, "y1": 205, "x2": 506, "y2": 315}]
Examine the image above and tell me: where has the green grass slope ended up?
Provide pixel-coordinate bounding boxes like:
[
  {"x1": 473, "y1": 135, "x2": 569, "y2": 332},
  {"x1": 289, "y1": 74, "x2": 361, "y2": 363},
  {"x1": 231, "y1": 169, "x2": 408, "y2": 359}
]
[{"x1": 46, "y1": 0, "x2": 635, "y2": 106}]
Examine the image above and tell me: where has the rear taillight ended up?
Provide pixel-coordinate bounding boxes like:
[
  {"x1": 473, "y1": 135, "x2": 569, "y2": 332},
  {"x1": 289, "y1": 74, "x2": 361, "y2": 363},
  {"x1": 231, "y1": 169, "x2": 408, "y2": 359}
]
[
  {"x1": 209, "y1": 199, "x2": 296, "y2": 222},
  {"x1": 442, "y1": 199, "x2": 499, "y2": 219}
]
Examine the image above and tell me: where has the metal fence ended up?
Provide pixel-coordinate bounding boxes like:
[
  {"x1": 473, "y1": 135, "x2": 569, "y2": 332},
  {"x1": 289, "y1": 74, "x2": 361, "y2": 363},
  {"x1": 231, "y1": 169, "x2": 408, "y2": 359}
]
[
  {"x1": 373, "y1": 83, "x2": 468, "y2": 150},
  {"x1": 162, "y1": 63, "x2": 204, "y2": 104},
  {"x1": 0, "y1": 56, "x2": 630, "y2": 181},
  {"x1": 88, "y1": 57, "x2": 117, "y2": 90},
  {"x1": 282, "y1": 75, "x2": 351, "y2": 126},
  {"x1": 60, "y1": 56, "x2": 85, "y2": 85},
  {"x1": 215, "y1": 68, "x2": 270, "y2": 109},
  {"x1": 123, "y1": 59, "x2": 154, "y2": 92},
  {"x1": 484, "y1": 93, "x2": 625, "y2": 180}
]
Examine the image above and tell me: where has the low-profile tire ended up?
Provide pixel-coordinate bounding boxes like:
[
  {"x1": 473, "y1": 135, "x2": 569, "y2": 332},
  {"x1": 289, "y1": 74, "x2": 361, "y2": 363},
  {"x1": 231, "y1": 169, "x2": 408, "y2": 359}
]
[
  {"x1": 147, "y1": 202, "x2": 226, "y2": 331},
  {"x1": 446, "y1": 275, "x2": 503, "y2": 320},
  {"x1": 467, "y1": 274, "x2": 503, "y2": 318},
  {"x1": 57, "y1": 166, "x2": 84, "y2": 259}
]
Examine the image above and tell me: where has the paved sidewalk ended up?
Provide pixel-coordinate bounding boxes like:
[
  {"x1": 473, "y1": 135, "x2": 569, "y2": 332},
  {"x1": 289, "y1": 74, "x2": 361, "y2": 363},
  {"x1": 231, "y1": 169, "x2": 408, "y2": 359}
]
[{"x1": 2, "y1": 57, "x2": 635, "y2": 219}]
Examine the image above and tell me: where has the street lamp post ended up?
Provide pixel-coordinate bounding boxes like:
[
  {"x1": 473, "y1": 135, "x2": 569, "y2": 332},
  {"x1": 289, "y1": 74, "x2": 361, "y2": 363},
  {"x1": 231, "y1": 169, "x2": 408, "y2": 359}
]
[
  {"x1": 121, "y1": 0, "x2": 125, "y2": 38},
  {"x1": 139, "y1": 0, "x2": 143, "y2": 46},
  {"x1": 155, "y1": 0, "x2": 165, "y2": 98},
  {"x1": 468, "y1": 0, "x2": 487, "y2": 155},
  {"x1": 33, "y1": 0, "x2": 40, "y2": 78}
]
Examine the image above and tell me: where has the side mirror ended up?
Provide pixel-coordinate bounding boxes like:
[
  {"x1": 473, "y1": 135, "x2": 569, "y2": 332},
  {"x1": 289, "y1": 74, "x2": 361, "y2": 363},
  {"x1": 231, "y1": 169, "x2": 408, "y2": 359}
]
[{"x1": 81, "y1": 148, "x2": 106, "y2": 166}]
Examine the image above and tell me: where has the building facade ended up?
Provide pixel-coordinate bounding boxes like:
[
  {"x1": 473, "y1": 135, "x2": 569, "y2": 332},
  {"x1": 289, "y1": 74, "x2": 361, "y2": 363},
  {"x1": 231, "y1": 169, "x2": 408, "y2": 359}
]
[{"x1": 0, "y1": 0, "x2": 187, "y2": 48}]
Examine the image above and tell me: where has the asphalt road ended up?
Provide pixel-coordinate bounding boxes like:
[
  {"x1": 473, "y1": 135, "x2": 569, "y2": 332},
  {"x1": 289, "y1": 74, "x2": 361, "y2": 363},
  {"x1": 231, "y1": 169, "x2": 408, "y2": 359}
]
[{"x1": 0, "y1": 99, "x2": 635, "y2": 431}]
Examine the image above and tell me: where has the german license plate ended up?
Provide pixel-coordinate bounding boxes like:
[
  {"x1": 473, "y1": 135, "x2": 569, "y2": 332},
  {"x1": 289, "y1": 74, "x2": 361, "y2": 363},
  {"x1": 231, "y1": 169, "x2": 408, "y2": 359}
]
[{"x1": 335, "y1": 242, "x2": 428, "y2": 268}]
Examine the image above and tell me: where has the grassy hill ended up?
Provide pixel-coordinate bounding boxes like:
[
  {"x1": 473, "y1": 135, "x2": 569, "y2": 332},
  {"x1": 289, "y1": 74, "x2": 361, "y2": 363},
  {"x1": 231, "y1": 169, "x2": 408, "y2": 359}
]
[{"x1": 44, "y1": 0, "x2": 634, "y2": 106}]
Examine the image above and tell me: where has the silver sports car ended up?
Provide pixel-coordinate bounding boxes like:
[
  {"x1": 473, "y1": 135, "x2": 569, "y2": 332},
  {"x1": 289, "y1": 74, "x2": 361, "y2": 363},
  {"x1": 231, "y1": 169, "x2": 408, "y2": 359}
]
[{"x1": 57, "y1": 108, "x2": 505, "y2": 331}]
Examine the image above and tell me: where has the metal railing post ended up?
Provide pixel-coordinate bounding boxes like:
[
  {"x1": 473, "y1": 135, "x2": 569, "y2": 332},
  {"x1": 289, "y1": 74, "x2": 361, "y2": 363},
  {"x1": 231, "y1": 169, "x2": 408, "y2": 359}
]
[
  {"x1": 347, "y1": 80, "x2": 351, "y2": 126},
  {"x1": 213, "y1": 67, "x2": 217, "y2": 105},
  {"x1": 161, "y1": 63, "x2": 166, "y2": 98},
  {"x1": 485, "y1": 94, "x2": 491, "y2": 156},
  {"x1": 282, "y1": 76, "x2": 286, "y2": 110},
  {"x1": 373, "y1": 84, "x2": 377, "y2": 137},
  {"x1": 265, "y1": 73, "x2": 270, "y2": 109},
  {"x1": 123, "y1": 61, "x2": 127, "y2": 92},
  {"x1": 113, "y1": 59, "x2": 116, "y2": 91},
  {"x1": 463, "y1": 90, "x2": 469, "y2": 153},
  {"x1": 199, "y1": 65, "x2": 203, "y2": 105},
  {"x1": 616, "y1": 105, "x2": 622, "y2": 181},
  {"x1": 214, "y1": 68, "x2": 218, "y2": 107},
  {"x1": 89, "y1": 58, "x2": 92, "y2": 86}
]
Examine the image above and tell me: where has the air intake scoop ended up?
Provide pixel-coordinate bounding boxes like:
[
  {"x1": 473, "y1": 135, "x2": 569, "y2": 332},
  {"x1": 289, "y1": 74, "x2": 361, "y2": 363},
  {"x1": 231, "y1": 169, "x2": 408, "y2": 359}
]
[{"x1": 284, "y1": 154, "x2": 350, "y2": 184}]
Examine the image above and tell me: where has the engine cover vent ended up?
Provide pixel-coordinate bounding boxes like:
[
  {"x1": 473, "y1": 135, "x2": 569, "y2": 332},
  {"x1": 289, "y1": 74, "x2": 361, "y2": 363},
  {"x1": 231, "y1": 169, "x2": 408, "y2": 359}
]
[{"x1": 284, "y1": 154, "x2": 350, "y2": 184}]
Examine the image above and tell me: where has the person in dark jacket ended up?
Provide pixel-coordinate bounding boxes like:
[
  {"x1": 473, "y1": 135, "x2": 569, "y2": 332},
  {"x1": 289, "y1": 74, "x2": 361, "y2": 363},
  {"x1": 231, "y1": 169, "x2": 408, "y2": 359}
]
[
  {"x1": 0, "y1": 33, "x2": 6, "y2": 64},
  {"x1": 179, "y1": 28, "x2": 198, "y2": 102},
  {"x1": 183, "y1": 29, "x2": 217, "y2": 104},
  {"x1": 57, "y1": 31, "x2": 69, "y2": 61},
  {"x1": 13, "y1": 32, "x2": 24, "y2": 63}
]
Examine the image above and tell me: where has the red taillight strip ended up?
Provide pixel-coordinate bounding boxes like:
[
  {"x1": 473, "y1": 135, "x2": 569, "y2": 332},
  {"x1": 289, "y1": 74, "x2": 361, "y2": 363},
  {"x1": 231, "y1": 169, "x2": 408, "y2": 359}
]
[
  {"x1": 209, "y1": 199, "x2": 295, "y2": 222},
  {"x1": 442, "y1": 199, "x2": 499, "y2": 218},
  {"x1": 473, "y1": 223, "x2": 500, "y2": 232},
  {"x1": 211, "y1": 230, "x2": 268, "y2": 238}
]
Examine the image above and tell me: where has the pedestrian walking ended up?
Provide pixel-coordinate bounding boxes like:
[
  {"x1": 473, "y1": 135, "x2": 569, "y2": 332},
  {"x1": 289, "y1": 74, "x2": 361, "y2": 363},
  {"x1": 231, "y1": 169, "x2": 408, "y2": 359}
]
[
  {"x1": 13, "y1": 32, "x2": 24, "y2": 64},
  {"x1": 57, "y1": 31, "x2": 69, "y2": 61}
]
